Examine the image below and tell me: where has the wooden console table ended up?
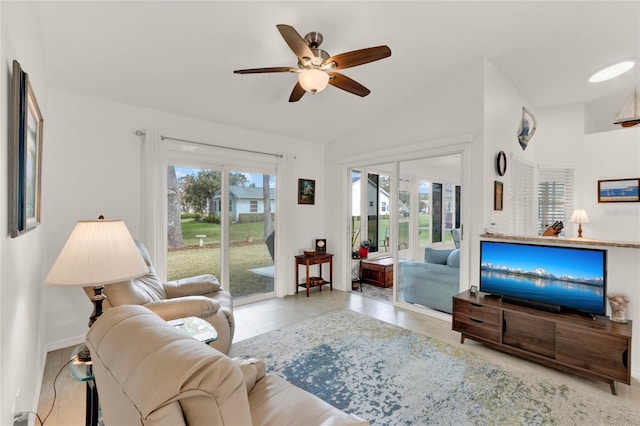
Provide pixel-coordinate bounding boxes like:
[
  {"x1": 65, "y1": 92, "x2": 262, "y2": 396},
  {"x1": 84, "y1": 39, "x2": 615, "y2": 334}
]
[
  {"x1": 452, "y1": 290, "x2": 632, "y2": 394},
  {"x1": 361, "y1": 257, "x2": 393, "y2": 288},
  {"x1": 295, "y1": 253, "x2": 333, "y2": 297}
]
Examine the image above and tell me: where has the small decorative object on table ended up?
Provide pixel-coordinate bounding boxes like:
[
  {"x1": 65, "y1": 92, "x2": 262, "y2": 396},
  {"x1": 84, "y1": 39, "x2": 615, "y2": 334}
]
[
  {"x1": 309, "y1": 276, "x2": 324, "y2": 287},
  {"x1": 470, "y1": 285, "x2": 478, "y2": 296},
  {"x1": 608, "y1": 293, "x2": 629, "y2": 323},
  {"x1": 303, "y1": 249, "x2": 316, "y2": 257},
  {"x1": 315, "y1": 238, "x2": 326, "y2": 254},
  {"x1": 358, "y1": 241, "x2": 370, "y2": 259}
]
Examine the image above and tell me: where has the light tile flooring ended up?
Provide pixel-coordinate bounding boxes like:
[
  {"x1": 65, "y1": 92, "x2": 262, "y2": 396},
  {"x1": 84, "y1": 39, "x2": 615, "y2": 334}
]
[{"x1": 38, "y1": 290, "x2": 640, "y2": 425}]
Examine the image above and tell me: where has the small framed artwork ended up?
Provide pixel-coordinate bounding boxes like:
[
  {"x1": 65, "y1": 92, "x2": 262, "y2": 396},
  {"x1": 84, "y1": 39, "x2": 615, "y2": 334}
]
[
  {"x1": 315, "y1": 239, "x2": 326, "y2": 254},
  {"x1": 470, "y1": 285, "x2": 478, "y2": 296},
  {"x1": 494, "y1": 181, "x2": 503, "y2": 211},
  {"x1": 298, "y1": 178, "x2": 315, "y2": 205},
  {"x1": 10, "y1": 60, "x2": 43, "y2": 238},
  {"x1": 598, "y1": 178, "x2": 640, "y2": 203}
]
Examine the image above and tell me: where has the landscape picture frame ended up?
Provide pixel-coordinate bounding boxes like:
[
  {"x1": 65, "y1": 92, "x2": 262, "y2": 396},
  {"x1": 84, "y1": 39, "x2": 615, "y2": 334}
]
[
  {"x1": 598, "y1": 178, "x2": 640, "y2": 203},
  {"x1": 10, "y1": 60, "x2": 43, "y2": 237},
  {"x1": 298, "y1": 178, "x2": 315, "y2": 205}
]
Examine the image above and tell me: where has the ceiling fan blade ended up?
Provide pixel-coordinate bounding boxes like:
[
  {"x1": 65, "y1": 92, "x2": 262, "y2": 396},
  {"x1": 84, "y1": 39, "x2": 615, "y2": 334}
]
[
  {"x1": 276, "y1": 24, "x2": 314, "y2": 60},
  {"x1": 233, "y1": 67, "x2": 293, "y2": 74},
  {"x1": 327, "y1": 46, "x2": 391, "y2": 70},
  {"x1": 328, "y1": 72, "x2": 371, "y2": 97},
  {"x1": 289, "y1": 82, "x2": 306, "y2": 102}
]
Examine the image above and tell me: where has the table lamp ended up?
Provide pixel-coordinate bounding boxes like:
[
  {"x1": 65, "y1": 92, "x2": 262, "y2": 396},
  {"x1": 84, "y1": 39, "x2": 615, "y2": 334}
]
[
  {"x1": 569, "y1": 209, "x2": 590, "y2": 238},
  {"x1": 46, "y1": 216, "x2": 148, "y2": 360}
]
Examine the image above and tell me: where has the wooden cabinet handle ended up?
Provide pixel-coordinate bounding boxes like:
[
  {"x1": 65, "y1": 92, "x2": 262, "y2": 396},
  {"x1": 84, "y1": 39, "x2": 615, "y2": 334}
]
[{"x1": 469, "y1": 318, "x2": 483, "y2": 324}]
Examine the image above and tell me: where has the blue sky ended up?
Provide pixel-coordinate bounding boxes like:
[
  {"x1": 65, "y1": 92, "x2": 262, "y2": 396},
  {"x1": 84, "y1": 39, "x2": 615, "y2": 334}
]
[{"x1": 481, "y1": 241, "x2": 605, "y2": 279}]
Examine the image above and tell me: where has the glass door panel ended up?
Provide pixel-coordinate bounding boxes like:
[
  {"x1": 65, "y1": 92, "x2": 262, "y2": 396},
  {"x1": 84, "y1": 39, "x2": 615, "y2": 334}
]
[
  {"x1": 227, "y1": 171, "x2": 275, "y2": 299},
  {"x1": 166, "y1": 166, "x2": 222, "y2": 282}
]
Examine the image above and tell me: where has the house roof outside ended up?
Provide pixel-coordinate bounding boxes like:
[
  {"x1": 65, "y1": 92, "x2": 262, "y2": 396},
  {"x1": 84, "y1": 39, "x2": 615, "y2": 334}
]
[{"x1": 213, "y1": 186, "x2": 275, "y2": 201}]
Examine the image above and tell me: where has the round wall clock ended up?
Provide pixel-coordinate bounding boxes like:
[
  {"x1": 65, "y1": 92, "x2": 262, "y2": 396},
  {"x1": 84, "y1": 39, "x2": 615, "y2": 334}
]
[{"x1": 496, "y1": 151, "x2": 507, "y2": 176}]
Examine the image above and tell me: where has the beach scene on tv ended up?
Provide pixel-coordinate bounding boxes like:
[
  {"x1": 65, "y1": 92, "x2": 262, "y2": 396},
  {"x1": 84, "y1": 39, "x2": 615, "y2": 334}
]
[{"x1": 480, "y1": 242, "x2": 606, "y2": 315}]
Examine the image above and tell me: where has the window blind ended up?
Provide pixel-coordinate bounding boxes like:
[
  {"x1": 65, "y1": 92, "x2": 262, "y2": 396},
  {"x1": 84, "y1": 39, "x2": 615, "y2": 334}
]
[
  {"x1": 538, "y1": 168, "x2": 575, "y2": 236},
  {"x1": 510, "y1": 156, "x2": 535, "y2": 236}
]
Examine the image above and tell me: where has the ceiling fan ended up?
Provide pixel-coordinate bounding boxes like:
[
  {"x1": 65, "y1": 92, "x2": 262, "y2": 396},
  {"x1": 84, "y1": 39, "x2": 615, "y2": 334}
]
[{"x1": 233, "y1": 24, "x2": 391, "y2": 102}]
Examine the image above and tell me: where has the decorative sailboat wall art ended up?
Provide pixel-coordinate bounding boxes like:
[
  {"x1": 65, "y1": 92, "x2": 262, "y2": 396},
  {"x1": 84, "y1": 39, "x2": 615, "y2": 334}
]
[{"x1": 613, "y1": 90, "x2": 640, "y2": 128}]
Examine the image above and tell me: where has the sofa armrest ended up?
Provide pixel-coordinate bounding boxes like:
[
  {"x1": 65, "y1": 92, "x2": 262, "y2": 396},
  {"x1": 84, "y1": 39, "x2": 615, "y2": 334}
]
[
  {"x1": 144, "y1": 295, "x2": 220, "y2": 320},
  {"x1": 232, "y1": 357, "x2": 266, "y2": 392},
  {"x1": 164, "y1": 274, "x2": 221, "y2": 298}
]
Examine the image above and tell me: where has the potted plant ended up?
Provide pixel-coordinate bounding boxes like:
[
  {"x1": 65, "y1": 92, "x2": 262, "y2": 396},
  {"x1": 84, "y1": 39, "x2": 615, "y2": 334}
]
[{"x1": 358, "y1": 240, "x2": 370, "y2": 259}]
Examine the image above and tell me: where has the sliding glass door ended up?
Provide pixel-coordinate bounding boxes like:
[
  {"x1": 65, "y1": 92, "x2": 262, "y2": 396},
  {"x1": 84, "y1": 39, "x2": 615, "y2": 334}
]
[{"x1": 167, "y1": 158, "x2": 276, "y2": 303}]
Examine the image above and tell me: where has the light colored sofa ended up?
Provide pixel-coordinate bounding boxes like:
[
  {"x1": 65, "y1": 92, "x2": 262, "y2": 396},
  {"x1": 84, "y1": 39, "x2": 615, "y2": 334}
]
[
  {"x1": 84, "y1": 240, "x2": 234, "y2": 354},
  {"x1": 86, "y1": 305, "x2": 368, "y2": 426},
  {"x1": 401, "y1": 247, "x2": 460, "y2": 313}
]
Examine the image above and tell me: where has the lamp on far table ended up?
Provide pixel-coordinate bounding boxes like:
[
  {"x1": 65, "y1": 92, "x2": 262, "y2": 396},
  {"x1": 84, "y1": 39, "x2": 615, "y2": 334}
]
[
  {"x1": 569, "y1": 209, "x2": 590, "y2": 238},
  {"x1": 46, "y1": 216, "x2": 148, "y2": 360}
]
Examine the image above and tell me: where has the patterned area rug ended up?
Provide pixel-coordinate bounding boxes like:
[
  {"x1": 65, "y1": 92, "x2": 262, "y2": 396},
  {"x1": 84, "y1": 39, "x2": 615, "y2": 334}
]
[{"x1": 231, "y1": 309, "x2": 640, "y2": 425}]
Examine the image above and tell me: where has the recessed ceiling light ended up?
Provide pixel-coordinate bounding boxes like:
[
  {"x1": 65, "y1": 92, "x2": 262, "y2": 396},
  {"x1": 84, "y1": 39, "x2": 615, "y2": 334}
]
[{"x1": 589, "y1": 60, "x2": 636, "y2": 83}]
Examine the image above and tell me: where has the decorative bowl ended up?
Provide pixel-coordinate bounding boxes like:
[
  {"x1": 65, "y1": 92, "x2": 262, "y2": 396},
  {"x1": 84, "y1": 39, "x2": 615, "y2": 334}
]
[{"x1": 303, "y1": 249, "x2": 316, "y2": 257}]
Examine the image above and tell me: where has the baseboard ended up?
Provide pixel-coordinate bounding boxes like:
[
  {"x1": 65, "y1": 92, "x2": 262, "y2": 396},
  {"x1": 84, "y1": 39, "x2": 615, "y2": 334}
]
[{"x1": 47, "y1": 334, "x2": 85, "y2": 352}]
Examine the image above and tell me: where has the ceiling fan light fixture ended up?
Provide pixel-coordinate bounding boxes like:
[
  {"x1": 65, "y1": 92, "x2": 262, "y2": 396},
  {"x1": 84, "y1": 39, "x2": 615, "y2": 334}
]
[
  {"x1": 589, "y1": 60, "x2": 636, "y2": 83},
  {"x1": 298, "y1": 69, "x2": 329, "y2": 93}
]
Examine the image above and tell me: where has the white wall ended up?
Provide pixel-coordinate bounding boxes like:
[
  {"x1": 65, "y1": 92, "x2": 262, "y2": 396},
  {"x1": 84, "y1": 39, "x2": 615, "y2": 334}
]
[{"x1": 0, "y1": 2, "x2": 49, "y2": 423}]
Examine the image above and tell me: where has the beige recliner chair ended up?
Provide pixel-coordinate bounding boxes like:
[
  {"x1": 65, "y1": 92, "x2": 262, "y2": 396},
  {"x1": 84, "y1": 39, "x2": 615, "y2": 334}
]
[
  {"x1": 86, "y1": 305, "x2": 369, "y2": 426},
  {"x1": 84, "y1": 240, "x2": 234, "y2": 354}
]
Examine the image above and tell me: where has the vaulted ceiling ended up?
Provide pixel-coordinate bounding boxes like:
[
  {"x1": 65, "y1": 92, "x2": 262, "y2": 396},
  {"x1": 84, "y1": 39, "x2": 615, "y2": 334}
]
[{"x1": 35, "y1": 1, "x2": 639, "y2": 143}]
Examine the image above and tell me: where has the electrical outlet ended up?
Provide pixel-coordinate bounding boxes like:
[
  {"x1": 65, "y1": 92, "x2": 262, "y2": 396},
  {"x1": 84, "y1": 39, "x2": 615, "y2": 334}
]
[{"x1": 13, "y1": 412, "x2": 28, "y2": 426}]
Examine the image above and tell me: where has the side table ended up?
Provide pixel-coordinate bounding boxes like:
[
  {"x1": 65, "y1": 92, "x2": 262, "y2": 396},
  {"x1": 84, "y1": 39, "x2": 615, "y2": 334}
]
[
  {"x1": 69, "y1": 345, "x2": 100, "y2": 426},
  {"x1": 295, "y1": 253, "x2": 333, "y2": 297},
  {"x1": 168, "y1": 316, "x2": 218, "y2": 344}
]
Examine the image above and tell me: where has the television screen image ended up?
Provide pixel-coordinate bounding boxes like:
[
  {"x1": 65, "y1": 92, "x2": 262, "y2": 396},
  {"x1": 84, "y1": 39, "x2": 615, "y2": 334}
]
[{"x1": 480, "y1": 241, "x2": 606, "y2": 315}]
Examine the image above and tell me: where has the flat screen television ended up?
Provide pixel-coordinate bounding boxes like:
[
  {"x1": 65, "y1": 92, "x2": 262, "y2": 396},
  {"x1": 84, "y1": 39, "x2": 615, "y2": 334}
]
[{"x1": 479, "y1": 241, "x2": 607, "y2": 316}]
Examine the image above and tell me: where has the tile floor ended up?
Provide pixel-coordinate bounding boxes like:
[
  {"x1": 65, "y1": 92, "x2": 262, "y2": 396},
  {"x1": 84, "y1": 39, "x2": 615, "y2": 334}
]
[{"x1": 37, "y1": 290, "x2": 640, "y2": 425}]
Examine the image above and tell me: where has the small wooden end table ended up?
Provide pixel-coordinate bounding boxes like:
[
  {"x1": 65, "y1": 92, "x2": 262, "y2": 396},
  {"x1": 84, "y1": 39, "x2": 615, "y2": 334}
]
[{"x1": 295, "y1": 253, "x2": 333, "y2": 297}]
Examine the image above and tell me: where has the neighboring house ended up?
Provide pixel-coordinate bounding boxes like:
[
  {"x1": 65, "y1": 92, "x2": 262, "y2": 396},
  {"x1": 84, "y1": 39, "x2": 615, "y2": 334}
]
[
  {"x1": 351, "y1": 176, "x2": 390, "y2": 217},
  {"x1": 211, "y1": 186, "x2": 275, "y2": 222}
]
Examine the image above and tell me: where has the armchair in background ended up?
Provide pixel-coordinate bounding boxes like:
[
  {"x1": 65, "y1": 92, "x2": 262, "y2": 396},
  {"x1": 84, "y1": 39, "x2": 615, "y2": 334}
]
[{"x1": 84, "y1": 240, "x2": 234, "y2": 354}]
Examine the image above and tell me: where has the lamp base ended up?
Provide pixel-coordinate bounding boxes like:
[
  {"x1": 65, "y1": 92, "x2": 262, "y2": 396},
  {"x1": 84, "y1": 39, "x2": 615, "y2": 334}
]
[{"x1": 577, "y1": 224, "x2": 583, "y2": 238}]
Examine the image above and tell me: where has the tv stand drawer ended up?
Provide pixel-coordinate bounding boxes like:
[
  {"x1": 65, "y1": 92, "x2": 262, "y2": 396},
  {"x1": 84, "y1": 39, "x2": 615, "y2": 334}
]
[{"x1": 452, "y1": 297, "x2": 501, "y2": 343}]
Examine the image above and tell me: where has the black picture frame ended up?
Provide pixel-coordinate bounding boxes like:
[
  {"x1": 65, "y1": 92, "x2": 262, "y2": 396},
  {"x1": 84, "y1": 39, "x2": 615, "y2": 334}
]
[
  {"x1": 10, "y1": 60, "x2": 43, "y2": 237},
  {"x1": 597, "y1": 178, "x2": 640, "y2": 203},
  {"x1": 298, "y1": 178, "x2": 315, "y2": 205},
  {"x1": 494, "y1": 181, "x2": 503, "y2": 211}
]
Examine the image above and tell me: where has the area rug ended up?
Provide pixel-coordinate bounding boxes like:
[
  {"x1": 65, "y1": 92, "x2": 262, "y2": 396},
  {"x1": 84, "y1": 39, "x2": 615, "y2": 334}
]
[{"x1": 230, "y1": 309, "x2": 640, "y2": 425}]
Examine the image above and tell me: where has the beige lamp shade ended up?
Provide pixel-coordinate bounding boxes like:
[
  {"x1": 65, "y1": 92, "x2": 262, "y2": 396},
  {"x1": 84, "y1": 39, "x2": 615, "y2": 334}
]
[
  {"x1": 569, "y1": 209, "x2": 590, "y2": 224},
  {"x1": 46, "y1": 219, "x2": 148, "y2": 287}
]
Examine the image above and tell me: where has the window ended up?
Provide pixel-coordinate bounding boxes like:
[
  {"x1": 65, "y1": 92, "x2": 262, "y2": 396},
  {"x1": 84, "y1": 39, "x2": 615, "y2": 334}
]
[
  {"x1": 538, "y1": 168, "x2": 575, "y2": 236},
  {"x1": 250, "y1": 200, "x2": 258, "y2": 213}
]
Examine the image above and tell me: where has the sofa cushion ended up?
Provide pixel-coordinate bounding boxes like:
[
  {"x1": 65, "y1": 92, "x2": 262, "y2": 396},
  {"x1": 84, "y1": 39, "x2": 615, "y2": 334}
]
[
  {"x1": 446, "y1": 249, "x2": 461, "y2": 268},
  {"x1": 424, "y1": 248, "x2": 453, "y2": 265}
]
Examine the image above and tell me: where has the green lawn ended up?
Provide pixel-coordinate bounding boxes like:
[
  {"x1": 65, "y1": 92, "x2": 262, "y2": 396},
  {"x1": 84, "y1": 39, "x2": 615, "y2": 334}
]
[{"x1": 168, "y1": 220, "x2": 273, "y2": 299}]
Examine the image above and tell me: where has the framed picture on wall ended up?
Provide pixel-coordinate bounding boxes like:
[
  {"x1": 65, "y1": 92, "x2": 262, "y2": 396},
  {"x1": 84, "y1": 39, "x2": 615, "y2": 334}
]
[
  {"x1": 598, "y1": 178, "x2": 640, "y2": 203},
  {"x1": 10, "y1": 60, "x2": 43, "y2": 238},
  {"x1": 494, "y1": 181, "x2": 503, "y2": 211},
  {"x1": 298, "y1": 178, "x2": 315, "y2": 205}
]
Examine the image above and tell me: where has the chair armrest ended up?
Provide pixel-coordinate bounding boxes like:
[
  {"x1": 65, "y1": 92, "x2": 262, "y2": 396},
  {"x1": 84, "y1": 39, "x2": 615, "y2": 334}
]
[
  {"x1": 164, "y1": 274, "x2": 221, "y2": 298},
  {"x1": 144, "y1": 295, "x2": 220, "y2": 320},
  {"x1": 231, "y1": 358, "x2": 266, "y2": 392}
]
